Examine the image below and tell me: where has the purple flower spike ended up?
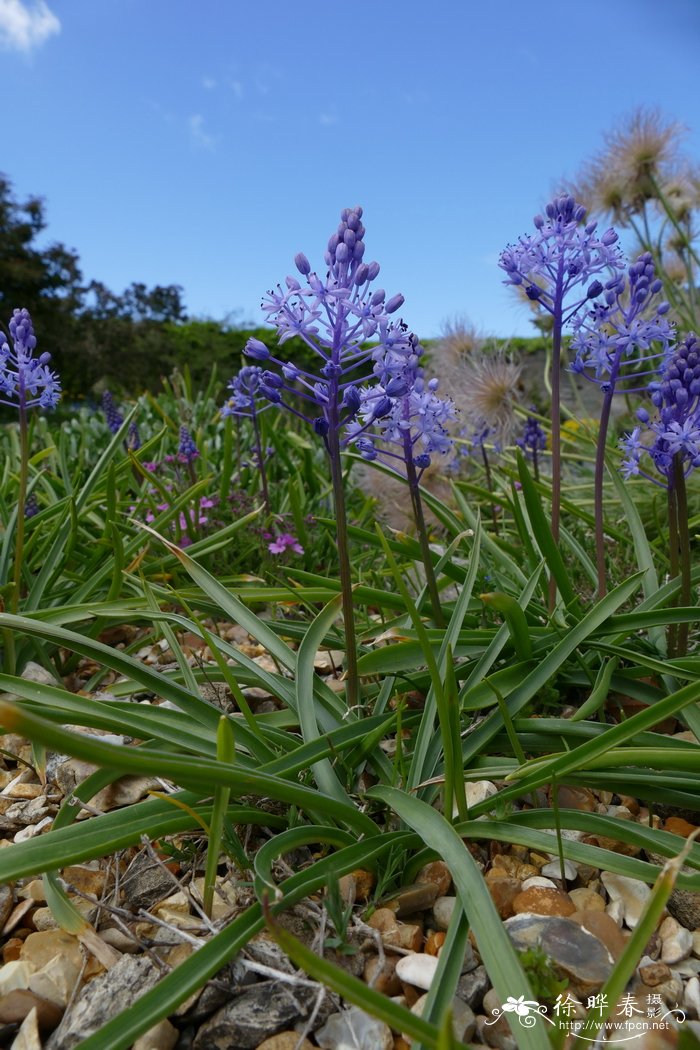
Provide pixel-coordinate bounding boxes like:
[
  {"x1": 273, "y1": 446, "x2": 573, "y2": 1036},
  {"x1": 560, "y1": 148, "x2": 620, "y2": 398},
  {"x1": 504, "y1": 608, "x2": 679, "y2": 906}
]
[
  {"x1": 0, "y1": 308, "x2": 61, "y2": 411},
  {"x1": 178, "y1": 425, "x2": 199, "y2": 463},
  {"x1": 102, "y1": 391, "x2": 124, "y2": 433}
]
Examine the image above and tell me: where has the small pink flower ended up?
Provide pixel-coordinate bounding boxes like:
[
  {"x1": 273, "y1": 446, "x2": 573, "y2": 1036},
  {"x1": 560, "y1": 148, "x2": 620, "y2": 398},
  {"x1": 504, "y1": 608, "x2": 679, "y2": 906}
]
[{"x1": 268, "y1": 532, "x2": 304, "y2": 555}]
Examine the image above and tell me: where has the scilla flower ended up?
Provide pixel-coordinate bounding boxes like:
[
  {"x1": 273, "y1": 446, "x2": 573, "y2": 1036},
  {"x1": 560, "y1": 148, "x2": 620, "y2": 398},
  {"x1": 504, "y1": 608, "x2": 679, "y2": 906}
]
[{"x1": 0, "y1": 309, "x2": 61, "y2": 411}]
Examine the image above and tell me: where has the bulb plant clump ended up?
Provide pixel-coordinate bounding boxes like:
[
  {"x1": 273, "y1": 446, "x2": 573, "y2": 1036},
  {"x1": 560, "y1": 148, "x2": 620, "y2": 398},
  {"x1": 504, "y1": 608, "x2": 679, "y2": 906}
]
[{"x1": 1, "y1": 163, "x2": 700, "y2": 1050}]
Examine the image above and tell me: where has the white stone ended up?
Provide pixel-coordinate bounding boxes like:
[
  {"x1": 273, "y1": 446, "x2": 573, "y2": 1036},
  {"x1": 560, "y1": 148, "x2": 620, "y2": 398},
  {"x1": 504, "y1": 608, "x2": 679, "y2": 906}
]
[
  {"x1": 316, "y1": 1006, "x2": 393, "y2": 1050},
  {"x1": 521, "y1": 876, "x2": 557, "y2": 890},
  {"x1": 605, "y1": 898, "x2": 624, "y2": 926},
  {"x1": 409, "y1": 993, "x2": 476, "y2": 1042},
  {"x1": 28, "y1": 952, "x2": 81, "y2": 1008},
  {"x1": 684, "y1": 976, "x2": 700, "y2": 1020},
  {"x1": 14, "y1": 816, "x2": 53, "y2": 842},
  {"x1": 0, "y1": 960, "x2": 32, "y2": 995},
  {"x1": 395, "y1": 953, "x2": 439, "y2": 990},
  {"x1": 465, "y1": 781, "x2": 498, "y2": 807},
  {"x1": 433, "y1": 895, "x2": 457, "y2": 931},
  {"x1": 541, "y1": 860, "x2": 577, "y2": 881},
  {"x1": 601, "y1": 871, "x2": 651, "y2": 928},
  {"x1": 660, "y1": 916, "x2": 693, "y2": 964}
]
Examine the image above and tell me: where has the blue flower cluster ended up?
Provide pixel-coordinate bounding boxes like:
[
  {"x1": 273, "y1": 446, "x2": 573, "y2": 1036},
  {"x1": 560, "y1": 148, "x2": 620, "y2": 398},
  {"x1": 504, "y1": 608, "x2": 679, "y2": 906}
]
[
  {"x1": 570, "y1": 252, "x2": 673, "y2": 393},
  {"x1": 102, "y1": 391, "x2": 124, "y2": 433},
  {"x1": 222, "y1": 365, "x2": 270, "y2": 420},
  {"x1": 0, "y1": 309, "x2": 61, "y2": 411},
  {"x1": 499, "y1": 195, "x2": 625, "y2": 323},
  {"x1": 239, "y1": 207, "x2": 417, "y2": 441},
  {"x1": 178, "y1": 426, "x2": 199, "y2": 463},
  {"x1": 346, "y1": 346, "x2": 455, "y2": 474},
  {"x1": 516, "y1": 416, "x2": 547, "y2": 458},
  {"x1": 621, "y1": 332, "x2": 700, "y2": 485}
]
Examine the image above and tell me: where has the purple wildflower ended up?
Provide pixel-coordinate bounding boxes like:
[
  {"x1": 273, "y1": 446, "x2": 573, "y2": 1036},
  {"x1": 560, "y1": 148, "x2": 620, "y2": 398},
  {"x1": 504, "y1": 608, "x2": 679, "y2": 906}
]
[
  {"x1": 178, "y1": 425, "x2": 199, "y2": 463},
  {"x1": 244, "y1": 206, "x2": 416, "y2": 441},
  {"x1": 102, "y1": 391, "x2": 124, "y2": 433},
  {"x1": 500, "y1": 195, "x2": 625, "y2": 318},
  {"x1": 222, "y1": 366, "x2": 271, "y2": 418},
  {"x1": 570, "y1": 252, "x2": 673, "y2": 391},
  {"x1": 24, "y1": 493, "x2": 40, "y2": 518},
  {"x1": 620, "y1": 332, "x2": 700, "y2": 485},
  {"x1": 0, "y1": 309, "x2": 61, "y2": 411},
  {"x1": 516, "y1": 416, "x2": 547, "y2": 456},
  {"x1": 268, "y1": 532, "x2": 304, "y2": 555},
  {"x1": 126, "y1": 421, "x2": 141, "y2": 452}
]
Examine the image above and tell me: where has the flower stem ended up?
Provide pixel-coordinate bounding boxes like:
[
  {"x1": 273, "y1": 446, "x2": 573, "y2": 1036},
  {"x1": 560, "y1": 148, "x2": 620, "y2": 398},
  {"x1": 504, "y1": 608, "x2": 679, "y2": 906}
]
[
  {"x1": 548, "y1": 273, "x2": 564, "y2": 610},
  {"x1": 327, "y1": 425, "x2": 360, "y2": 710},
  {"x1": 404, "y1": 446, "x2": 446, "y2": 628},
  {"x1": 251, "y1": 410, "x2": 271, "y2": 515},
  {"x1": 480, "y1": 445, "x2": 500, "y2": 536},
  {"x1": 593, "y1": 366, "x2": 620, "y2": 599},
  {"x1": 667, "y1": 476, "x2": 680, "y2": 658},
  {"x1": 12, "y1": 402, "x2": 28, "y2": 615},
  {"x1": 673, "y1": 456, "x2": 692, "y2": 657}
]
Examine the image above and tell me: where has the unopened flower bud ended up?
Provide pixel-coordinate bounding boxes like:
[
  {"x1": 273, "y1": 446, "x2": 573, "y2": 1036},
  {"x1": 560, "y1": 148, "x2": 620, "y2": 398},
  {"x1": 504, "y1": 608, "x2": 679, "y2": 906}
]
[
  {"x1": 385, "y1": 293, "x2": 405, "y2": 314},
  {"x1": 414, "y1": 453, "x2": 431, "y2": 469},
  {"x1": 245, "y1": 338, "x2": 270, "y2": 360},
  {"x1": 313, "y1": 417, "x2": 329, "y2": 437},
  {"x1": 586, "y1": 280, "x2": 604, "y2": 299},
  {"x1": 295, "y1": 252, "x2": 311, "y2": 275}
]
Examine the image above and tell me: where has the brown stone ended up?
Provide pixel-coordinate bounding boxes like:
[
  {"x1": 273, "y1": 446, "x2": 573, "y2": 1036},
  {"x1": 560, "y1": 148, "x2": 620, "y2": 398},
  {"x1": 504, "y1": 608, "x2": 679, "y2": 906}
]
[
  {"x1": 490, "y1": 854, "x2": 538, "y2": 881},
  {"x1": 555, "y1": 785, "x2": 596, "y2": 811},
  {"x1": 663, "y1": 816, "x2": 698, "y2": 837},
  {"x1": 0, "y1": 989, "x2": 63, "y2": 1030},
  {"x1": 571, "y1": 911, "x2": 627, "y2": 960},
  {"x1": 568, "y1": 888, "x2": 605, "y2": 913},
  {"x1": 485, "y1": 875, "x2": 521, "y2": 918},
  {"x1": 416, "y1": 861, "x2": 452, "y2": 896},
  {"x1": 256, "y1": 1036, "x2": 315, "y2": 1050},
  {"x1": 512, "y1": 887, "x2": 576, "y2": 917},
  {"x1": 368, "y1": 908, "x2": 399, "y2": 933},
  {"x1": 364, "y1": 955, "x2": 402, "y2": 996},
  {"x1": 639, "y1": 961, "x2": 673, "y2": 986},
  {"x1": 62, "y1": 865, "x2": 106, "y2": 897},
  {"x1": 383, "y1": 882, "x2": 439, "y2": 917},
  {"x1": 3, "y1": 937, "x2": 24, "y2": 962},
  {"x1": 425, "y1": 930, "x2": 446, "y2": 955},
  {"x1": 352, "y1": 868, "x2": 375, "y2": 901}
]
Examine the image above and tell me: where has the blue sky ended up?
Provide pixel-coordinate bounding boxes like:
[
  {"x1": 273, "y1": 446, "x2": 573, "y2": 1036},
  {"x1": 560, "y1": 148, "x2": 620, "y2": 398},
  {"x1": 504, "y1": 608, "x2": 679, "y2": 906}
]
[{"x1": 3, "y1": 0, "x2": 700, "y2": 338}]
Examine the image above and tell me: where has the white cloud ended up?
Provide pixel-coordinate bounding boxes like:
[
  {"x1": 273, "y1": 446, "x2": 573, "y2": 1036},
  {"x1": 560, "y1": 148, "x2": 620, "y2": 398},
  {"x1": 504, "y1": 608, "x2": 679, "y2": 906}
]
[
  {"x1": 188, "y1": 114, "x2": 218, "y2": 151},
  {"x1": 0, "y1": 0, "x2": 60, "y2": 53},
  {"x1": 202, "y1": 75, "x2": 216, "y2": 90},
  {"x1": 228, "y1": 78, "x2": 243, "y2": 99}
]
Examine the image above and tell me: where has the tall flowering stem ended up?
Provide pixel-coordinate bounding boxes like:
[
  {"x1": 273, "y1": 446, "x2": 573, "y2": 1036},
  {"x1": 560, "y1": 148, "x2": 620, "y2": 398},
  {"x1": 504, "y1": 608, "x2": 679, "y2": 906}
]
[
  {"x1": 0, "y1": 310, "x2": 60, "y2": 670},
  {"x1": 223, "y1": 367, "x2": 271, "y2": 515},
  {"x1": 571, "y1": 252, "x2": 673, "y2": 597},
  {"x1": 347, "y1": 355, "x2": 454, "y2": 627},
  {"x1": 501, "y1": 196, "x2": 624, "y2": 605},
  {"x1": 621, "y1": 332, "x2": 700, "y2": 655},
  {"x1": 246, "y1": 207, "x2": 416, "y2": 708}
]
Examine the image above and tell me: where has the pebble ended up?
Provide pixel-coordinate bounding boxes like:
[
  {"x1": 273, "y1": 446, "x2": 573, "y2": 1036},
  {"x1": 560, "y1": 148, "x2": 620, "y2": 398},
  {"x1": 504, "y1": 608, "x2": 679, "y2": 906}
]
[
  {"x1": 520, "y1": 876, "x2": 556, "y2": 891},
  {"x1": 465, "y1": 781, "x2": 498, "y2": 808},
  {"x1": 639, "y1": 959, "x2": 673, "y2": 986},
  {"x1": 132, "y1": 1019, "x2": 179, "y2": 1050},
  {"x1": 601, "y1": 871, "x2": 651, "y2": 928},
  {"x1": 571, "y1": 910, "x2": 628, "y2": 961},
  {"x1": 684, "y1": 975, "x2": 700, "y2": 1019},
  {"x1": 316, "y1": 1006, "x2": 393, "y2": 1050},
  {"x1": 659, "y1": 916, "x2": 693, "y2": 964},
  {"x1": 693, "y1": 930, "x2": 700, "y2": 958},
  {"x1": 540, "y1": 860, "x2": 577, "y2": 881},
  {"x1": 511, "y1": 887, "x2": 575, "y2": 917},
  {"x1": 0, "y1": 961, "x2": 32, "y2": 996},
  {"x1": 363, "y1": 956, "x2": 402, "y2": 996},
  {"x1": 505, "y1": 914, "x2": 614, "y2": 996},
  {"x1": 416, "y1": 861, "x2": 452, "y2": 896},
  {"x1": 409, "y1": 993, "x2": 475, "y2": 1042},
  {"x1": 383, "y1": 881, "x2": 439, "y2": 917},
  {"x1": 0, "y1": 989, "x2": 63, "y2": 1030},
  {"x1": 395, "y1": 953, "x2": 439, "y2": 991},
  {"x1": 255, "y1": 1036, "x2": 315, "y2": 1050},
  {"x1": 432, "y1": 896, "x2": 457, "y2": 931},
  {"x1": 456, "y1": 965, "x2": 490, "y2": 1010},
  {"x1": 485, "y1": 876, "x2": 521, "y2": 919},
  {"x1": 568, "y1": 887, "x2": 605, "y2": 912},
  {"x1": 12, "y1": 1006, "x2": 42, "y2": 1050}
]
